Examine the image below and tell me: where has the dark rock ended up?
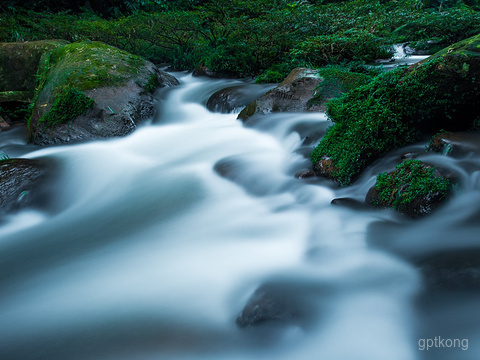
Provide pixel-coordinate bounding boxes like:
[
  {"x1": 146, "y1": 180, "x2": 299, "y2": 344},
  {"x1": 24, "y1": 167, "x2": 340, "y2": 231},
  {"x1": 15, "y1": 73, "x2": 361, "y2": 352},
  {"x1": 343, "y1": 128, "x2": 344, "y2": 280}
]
[
  {"x1": 206, "y1": 84, "x2": 275, "y2": 114},
  {"x1": 0, "y1": 158, "x2": 48, "y2": 214},
  {"x1": 236, "y1": 283, "x2": 315, "y2": 328},
  {"x1": 428, "y1": 131, "x2": 480, "y2": 156},
  {"x1": 238, "y1": 68, "x2": 324, "y2": 121},
  {"x1": 29, "y1": 41, "x2": 179, "y2": 145},
  {"x1": 401, "y1": 152, "x2": 419, "y2": 160},
  {"x1": 331, "y1": 197, "x2": 369, "y2": 210},
  {"x1": 295, "y1": 169, "x2": 315, "y2": 179},
  {"x1": 366, "y1": 160, "x2": 452, "y2": 217},
  {"x1": 238, "y1": 67, "x2": 371, "y2": 122}
]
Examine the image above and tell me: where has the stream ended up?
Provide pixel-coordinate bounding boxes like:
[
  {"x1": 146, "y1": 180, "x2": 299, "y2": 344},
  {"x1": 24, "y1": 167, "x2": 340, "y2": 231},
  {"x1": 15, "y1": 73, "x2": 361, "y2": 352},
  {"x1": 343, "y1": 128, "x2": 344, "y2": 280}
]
[{"x1": 1, "y1": 67, "x2": 480, "y2": 360}]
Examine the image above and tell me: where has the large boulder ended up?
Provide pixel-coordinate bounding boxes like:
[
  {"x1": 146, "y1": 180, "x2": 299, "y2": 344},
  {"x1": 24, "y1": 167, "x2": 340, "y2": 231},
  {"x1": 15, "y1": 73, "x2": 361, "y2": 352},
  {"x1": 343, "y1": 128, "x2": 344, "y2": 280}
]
[
  {"x1": 0, "y1": 40, "x2": 68, "y2": 130},
  {"x1": 0, "y1": 40, "x2": 68, "y2": 97},
  {"x1": 311, "y1": 33, "x2": 480, "y2": 185},
  {"x1": 238, "y1": 67, "x2": 370, "y2": 121},
  {"x1": 0, "y1": 158, "x2": 49, "y2": 214},
  {"x1": 29, "y1": 41, "x2": 179, "y2": 145}
]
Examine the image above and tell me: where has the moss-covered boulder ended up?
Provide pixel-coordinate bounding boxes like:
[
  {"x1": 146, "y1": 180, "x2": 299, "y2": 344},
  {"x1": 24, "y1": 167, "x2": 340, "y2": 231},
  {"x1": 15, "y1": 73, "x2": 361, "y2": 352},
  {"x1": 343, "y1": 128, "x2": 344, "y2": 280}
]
[
  {"x1": 366, "y1": 160, "x2": 452, "y2": 218},
  {"x1": 237, "y1": 67, "x2": 370, "y2": 121},
  {"x1": 0, "y1": 158, "x2": 49, "y2": 215},
  {"x1": 311, "y1": 33, "x2": 480, "y2": 186},
  {"x1": 0, "y1": 40, "x2": 68, "y2": 96},
  {"x1": 29, "y1": 41, "x2": 179, "y2": 145},
  {"x1": 0, "y1": 40, "x2": 68, "y2": 129}
]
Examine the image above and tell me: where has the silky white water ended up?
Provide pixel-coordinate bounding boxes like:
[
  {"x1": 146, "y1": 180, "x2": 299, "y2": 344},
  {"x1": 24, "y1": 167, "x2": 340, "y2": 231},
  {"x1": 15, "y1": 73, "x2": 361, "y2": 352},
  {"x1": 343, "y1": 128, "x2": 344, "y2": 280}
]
[{"x1": 1, "y1": 72, "x2": 480, "y2": 360}]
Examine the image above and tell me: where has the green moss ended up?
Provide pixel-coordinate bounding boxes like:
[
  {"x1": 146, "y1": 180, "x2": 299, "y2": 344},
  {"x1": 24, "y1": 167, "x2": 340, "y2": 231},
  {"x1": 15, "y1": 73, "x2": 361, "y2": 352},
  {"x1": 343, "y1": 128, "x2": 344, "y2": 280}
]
[
  {"x1": 311, "y1": 33, "x2": 480, "y2": 186},
  {"x1": 29, "y1": 40, "x2": 154, "y2": 132},
  {"x1": 374, "y1": 159, "x2": 450, "y2": 209},
  {"x1": 42, "y1": 41, "x2": 146, "y2": 94},
  {"x1": 38, "y1": 87, "x2": 94, "y2": 129},
  {"x1": 143, "y1": 72, "x2": 159, "y2": 93}
]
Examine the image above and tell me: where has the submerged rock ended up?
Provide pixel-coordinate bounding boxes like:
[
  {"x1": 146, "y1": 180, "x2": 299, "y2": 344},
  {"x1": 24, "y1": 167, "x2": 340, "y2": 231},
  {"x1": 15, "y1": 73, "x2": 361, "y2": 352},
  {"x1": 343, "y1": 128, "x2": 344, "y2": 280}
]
[
  {"x1": 331, "y1": 197, "x2": 369, "y2": 210},
  {"x1": 29, "y1": 41, "x2": 179, "y2": 145},
  {"x1": 236, "y1": 282, "x2": 321, "y2": 328},
  {"x1": 414, "y1": 249, "x2": 480, "y2": 291},
  {"x1": 311, "y1": 33, "x2": 480, "y2": 185},
  {"x1": 0, "y1": 158, "x2": 48, "y2": 214},
  {"x1": 366, "y1": 160, "x2": 452, "y2": 217}
]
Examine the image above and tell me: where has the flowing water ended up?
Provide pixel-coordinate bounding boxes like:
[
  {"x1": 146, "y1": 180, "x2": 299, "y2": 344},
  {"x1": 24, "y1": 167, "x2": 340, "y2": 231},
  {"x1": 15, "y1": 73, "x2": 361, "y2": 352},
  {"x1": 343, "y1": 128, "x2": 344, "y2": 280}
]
[{"x1": 1, "y1": 70, "x2": 480, "y2": 360}]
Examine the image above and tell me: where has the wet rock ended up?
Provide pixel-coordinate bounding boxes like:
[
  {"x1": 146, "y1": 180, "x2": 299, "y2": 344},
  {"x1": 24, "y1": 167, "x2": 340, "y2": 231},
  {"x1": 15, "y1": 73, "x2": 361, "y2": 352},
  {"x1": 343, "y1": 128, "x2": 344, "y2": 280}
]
[
  {"x1": 428, "y1": 131, "x2": 480, "y2": 156},
  {"x1": 414, "y1": 249, "x2": 480, "y2": 291},
  {"x1": 29, "y1": 41, "x2": 179, "y2": 145},
  {"x1": 401, "y1": 152, "x2": 419, "y2": 160},
  {"x1": 295, "y1": 169, "x2": 315, "y2": 179},
  {"x1": 313, "y1": 156, "x2": 337, "y2": 179},
  {"x1": 206, "y1": 84, "x2": 274, "y2": 113},
  {"x1": 0, "y1": 158, "x2": 48, "y2": 214},
  {"x1": 236, "y1": 283, "x2": 316, "y2": 328},
  {"x1": 238, "y1": 68, "x2": 323, "y2": 121},
  {"x1": 331, "y1": 197, "x2": 369, "y2": 210},
  {"x1": 366, "y1": 160, "x2": 452, "y2": 217},
  {"x1": 238, "y1": 67, "x2": 371, "y2": 122}
]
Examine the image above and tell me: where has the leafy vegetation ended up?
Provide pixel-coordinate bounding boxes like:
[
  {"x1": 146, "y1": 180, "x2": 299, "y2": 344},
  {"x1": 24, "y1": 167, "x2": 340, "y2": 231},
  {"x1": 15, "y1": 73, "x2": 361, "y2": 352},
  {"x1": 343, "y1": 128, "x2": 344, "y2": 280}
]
[{"x1": 1, "y1": 0, "x2": 479, "y2": 78}]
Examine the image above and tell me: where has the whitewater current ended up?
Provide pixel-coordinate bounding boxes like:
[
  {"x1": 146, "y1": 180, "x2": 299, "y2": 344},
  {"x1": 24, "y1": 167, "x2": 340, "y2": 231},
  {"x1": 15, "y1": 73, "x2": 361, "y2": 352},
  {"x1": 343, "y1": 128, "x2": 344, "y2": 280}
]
[{"x1": 1, "y1": 70, "x2": 480, "y2": 360}]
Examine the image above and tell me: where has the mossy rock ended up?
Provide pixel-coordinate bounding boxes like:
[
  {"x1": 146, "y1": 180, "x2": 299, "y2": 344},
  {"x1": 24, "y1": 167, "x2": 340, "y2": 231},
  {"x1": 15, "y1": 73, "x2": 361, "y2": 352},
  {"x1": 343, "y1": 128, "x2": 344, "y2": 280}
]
[
  {"x1": 365, "y1": 160, "x2": 452, "y2": 218},
  {"x1": 29, "y1": 41, "x2": 179, "y2": 145},
  {"x1": 311, "y1": 33, "x2": 480, "y2": 186},
  {"x1": 0, "y1": 40, "x2": 68, "y2": 95}
]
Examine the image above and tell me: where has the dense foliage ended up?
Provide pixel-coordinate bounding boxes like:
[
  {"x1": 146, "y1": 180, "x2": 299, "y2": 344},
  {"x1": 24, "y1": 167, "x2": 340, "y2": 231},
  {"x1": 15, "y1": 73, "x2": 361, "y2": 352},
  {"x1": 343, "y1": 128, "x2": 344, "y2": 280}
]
[{"x1": 1, "y1": 0, "x2": 480, "y2": 78}]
